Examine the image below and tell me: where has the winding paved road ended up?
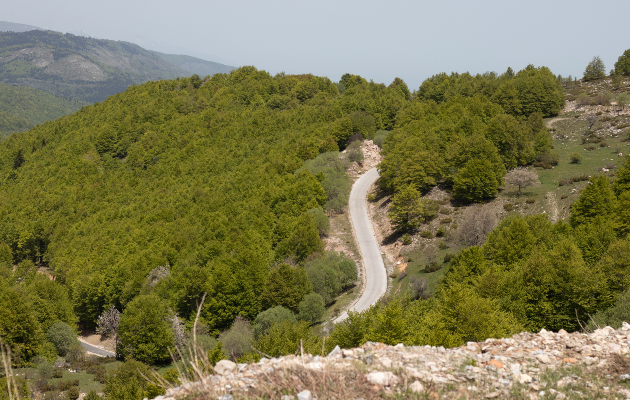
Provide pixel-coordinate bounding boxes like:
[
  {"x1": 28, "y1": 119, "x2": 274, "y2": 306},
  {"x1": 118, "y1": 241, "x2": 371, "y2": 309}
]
[
  {"x1": 334, "y1": 168, "x2": 387, "y2": 323},
  {"x1": 79, "y1": 340, "x2": 116, "y2": 358}
]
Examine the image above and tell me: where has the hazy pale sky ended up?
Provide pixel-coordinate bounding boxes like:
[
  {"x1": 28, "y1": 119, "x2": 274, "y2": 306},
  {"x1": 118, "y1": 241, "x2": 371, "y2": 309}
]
[{"x1": 4, "y1": 0, "x2": 630, "y2": 89}]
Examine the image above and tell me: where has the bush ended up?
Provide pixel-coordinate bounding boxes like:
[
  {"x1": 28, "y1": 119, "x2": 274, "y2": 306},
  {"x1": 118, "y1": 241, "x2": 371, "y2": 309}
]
[
  {"x1": 307, "y1": 207, "x2": 330, "y2": 237},
  {"x1": 503, "y1": 203, "x2": 514, "y2": 211},
  {"x1": 67, "y1": 386, "x2": 80, "y2": 400},
  {"x1": 456, "y1": 204, "x2": 498, "y2": 246},
  {"x1": 436, "y1": 226, "x2": 445, "y2": 238},
  {"x1": 253, "y1": 306, "x2": 297, "y2": 339},
  {"x1": 85, "y1": 391, "x2": 103, "y2": 400},
  {"x1": 304, "y1": 251, "x2": 357, "y2": 305},
  {"x1": 297, "y1": 293, "x2": 325, "y2": 324},
  {"x1": 219, "y1": 316, "x2": 253, "y2": 360},
  {"x1": 397, "y1": 270, "x2": 407, "y2": 281},
  {"x1": 439, "y1": 207, "x2": 452, "y2": 215},
  {"x1": 373, "y1": 130, "x2": 389, "y2": 149},
  {"x1": 420, "y1": 230, "x2": 433, "y2": 239},
  {"x1": 600, "y1": 141, "x2": 608, "y2": 147},
  {"x1": 409, "y1": 276, "x2": 429, "y2": 300},
  {"x1": 570, "y1": 152, "x2": 583, "y2": 164},
  {"x1": 402, "y1": 233, "x2": 412, "y2": 245},
  {"x1": 46, "y1": 322, "x2": 78, "y2": 357},
  {"x1": 425, "y1": 263, "x2": 442, "y2": 273},
  {"x1": 346, "y1": 140, "x2": 364, "y2": 165},
  {"x1": 443, "y1": 253, "x2": 454, "y2": 263},
  {"x1": 537, "y1": 151, "x2": 559, "y2": 166},
  {"x1": 561, "y1": 194, "x2": 568, "y2": 199},
  {"x1": 38, "y1": 361, "x2": 54, "y2": 380},
  {"x1": 440, "y1": 218, "x2": 452, "y2": 224},
  {"x1": 52, "y1": 368, "x2": 64, "y2": 378},
  {"x1": 525, "y1": 198, "x2": 535, "y2": 204},
  {"x1": 586, "y1": 289, "x2": 630, "y2": 332},
  {"x1": 585, "y1": 146, "x2": 596, "y2": 151}
]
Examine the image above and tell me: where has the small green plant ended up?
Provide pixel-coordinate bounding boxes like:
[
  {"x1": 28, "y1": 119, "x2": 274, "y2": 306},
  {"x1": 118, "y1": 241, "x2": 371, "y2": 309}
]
[
  {"x1": 425, "y1": 263, "x2": 441, "y2": 273},
  {"x1": 560, "y1": 194, "x2": 568, "y2": 199},
  {"x1": 440, "y1": 218, "x2": 452, "y2": 224},
  {"x1": 419, "y1": 230, "x2": 433, "y2": 239},
  {"x1": 525, "y1": 198, "x2": 535, "y2": 204},
  {"x1": 439, "y1": 207, "x2": 452, "y2": 215},
  {"x1": 367, "y1": 193, "x2": 376, "y2": 202},
  {"x1": 436, "y1": 226, "x2": 445, "y2": 237},
  {"x1": 402, "y1": 233, "x2": 412, "y2": 245},
  {"x1": 503, "y1": 203, "x2": 514, "y2": 211},
  {"x1": 570, "y1": 152, "x2": 583, "y2": 164},
  {"x1": 438, "y1": 240, "x2": 448, "y2": 250},
  {"x1": 443, "y1": 253, "x2": 454, "y2": 263},
  {"x1": 600, "y1": 141, "x2": 608, "y2": 147},
  {"x1": 585, "y1": 145, "x2": 596, "y2": 151}
]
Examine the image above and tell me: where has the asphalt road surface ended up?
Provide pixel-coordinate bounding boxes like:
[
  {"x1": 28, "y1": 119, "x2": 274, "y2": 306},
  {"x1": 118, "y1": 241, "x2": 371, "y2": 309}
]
[
  {"x1": 79, "y1": 340, "x2": 116, "y2": 358},
  {"x1": 333, "y1": 168, "x2": 387, "y2": 324}
]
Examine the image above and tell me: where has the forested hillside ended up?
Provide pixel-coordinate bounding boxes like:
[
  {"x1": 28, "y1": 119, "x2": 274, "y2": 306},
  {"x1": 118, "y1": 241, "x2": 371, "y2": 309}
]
[
  {"x1": 0, "y1": 83, "x2": 85, "y2": 138},
  {"x1": 0, "y1": 67, "x2": 409, "y2": 366},
  {"x1": 0, "y1": 30, "x2": 230, "y2": 103}
]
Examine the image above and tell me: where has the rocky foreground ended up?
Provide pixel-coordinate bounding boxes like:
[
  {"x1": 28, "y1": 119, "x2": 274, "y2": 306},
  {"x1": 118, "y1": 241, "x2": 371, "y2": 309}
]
[{"x1": 154, "y1": 325, "x2": 630, "y2": 400}]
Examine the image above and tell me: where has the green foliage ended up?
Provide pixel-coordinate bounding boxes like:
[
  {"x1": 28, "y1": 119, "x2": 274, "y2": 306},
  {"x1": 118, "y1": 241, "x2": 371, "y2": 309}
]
[
  {"x1": 304, "y1": 251, "x2": 357, "y2": 305},
  {"x1": 570, "y1": 175, "x2": 617, "y2": 227},
  {"x1": 297, "y1": 293, "x2": 325, "y2": 324},
  {"x1": 252, "y1": 306, "x2": 297, "y2": 339},
  {"x1": 453, "y1": 159, "x2": 501, "y2": 202},
  {"x1": 0, "y1": 83, "x2": 85, "y2": 138},
  {"x1": 117, "y1": 294, "x2": 174, "y2": 364},
  {"x1": 388, "y1": 185, "x2": 434, "y2": 232},
  {"x1": 586, "y1": 288, "x2": 630, "y2": 331},
  {"x1": 46, "y1": 322, "x2": 77, "y2": 357},
  {"x1": 259, "y1": 264, "x2": 312, "y2": 312},
  {"x1": 372, "y1": 130, "x2": 389, "y2": 149},
  {"x1": 583, "y1": 56, "x2": 606, "y2": 81},
  {"x1": 614, "y1": 156, "x2": 630, "y2": 197},
  {"x1": 104, "y1": 360, "x2": 165, "y2": 400},
  {"x1": 219, "y1": 316, "x2": 253, "y2": 360},
  {"x1": 253, "y1": 319, "x2": 322, "y2": 358},
  {"x1": 299, "y1": 152, "x2": 350, "y2": 213},
  {"x1": 307, "y1": 207, "x2": 330, "y2": 237},
  {"x1": 614, "y1": 49, "x2": 630, "y2": 76},
  {"x1": 0, "y1": 281, "x2": 44, "y2": 364},
  {"x1": 207, "y1": 341, "x2": 228, "y2": 366},
  {"x1": 570, "y1": 152, "x2": 582, "y2": 164}
]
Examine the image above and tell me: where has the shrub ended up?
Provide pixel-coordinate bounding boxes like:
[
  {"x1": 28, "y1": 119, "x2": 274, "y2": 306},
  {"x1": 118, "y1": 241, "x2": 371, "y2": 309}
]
[
  {"x1": 420, "y1": 230, "x2": 433, "y2": 239},
  {"x1": 346, "y1": 140, "x2": 364, "y2": 165},
  {"x1": 402, "y1": 233, "x2": 412, "y2": 245},
  {"x1": 52, "y1": 368, "x2": 64, "y2": 378},
  {"x1": 606, "y1": 163, "x2": 616, "y2": 170},
  {"x1": 85, "y1": 391, "x2": 102, "y2": 400},
  {"x1": 525, "y1": 198, "x2": 535, "y2": 204},
  {"x1": 397, "y1": 270, "x2": 407, "y2": 281},
  {"x1": 38, "y1": 361, "x2": 54, "y2": 380},
  {"x1": 440, "y1": 218, "x2": 452, "y2": 224},
  {"x1": 253, "y1": 306, "x2": 297, "y2": 339},
  {"x1": 585, "y1": 146, "x2": 596, "y2": 151},
  {"x1": 438, "y1": 240, "x2": 448, "y2": 250},
  {"x1": 46, "y1": 322, "x2": 78, "y2": 357},
  {"x1": 570, "y1": 152, "x2": 583, "y2": 164},
  {"x1": 600, "y1": 141, "x2": 608, "y2": 147},
  {"x1": 304, "y1": 251, "x2": 358, "y2": 306},
  {"x1": 503, "y1": 203, "x2": 514, "y2": 211},
  {"x1": 219, "y1": 316, "x2": 253, "y2": 360},
  {"x1": 409, "y1": 276, "x2": 429, "y2": 300},
  {"x1": 537, "y1": 151, "x2": 559, "y2": 166},
  {"x1": 439, "y1": 207, "x2": 452, "y2": 215},
  {"x1": 572, "y1": 174, "x2": 589, "y2": 182},
  {"x1": 436, "y1": 226, "x2": 445, "y2": 238},
  {"x1": 297, "y1": 293, "x2": 325, "y2": 324},
  {"x1": 425, "y1": 263, "x2": 442, "y2": 273},
  {"x1": 586, "y1": 289, "x2": 630, "y2": 332},
  {"x1": 372, "y1": 130, "x2": 389, "y2": 149},
  {"x1": 307, "y1": 207, "x2": 330, "y2": 237},
  {"x1": 67, "y1": 385, "x2": 80, "y2": 399},
  {"x1": 456, "y1": 204, "x2": 498, "y2": 246},
  {"x1": 443, "y1": 253, "x2": 454, "y2": 263},
  {"x1": 561, "y1": 194, "x2": 568, "y2": 199}
]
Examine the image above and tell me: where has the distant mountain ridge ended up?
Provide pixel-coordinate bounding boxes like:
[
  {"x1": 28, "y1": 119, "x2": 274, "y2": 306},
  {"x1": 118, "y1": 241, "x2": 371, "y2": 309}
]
[
  {"x1": 0, "y1": 21, "x2": 41, "y2": 33},
  {"x1": 0, "y1": 29, "x2": 235, "y2": 103}
]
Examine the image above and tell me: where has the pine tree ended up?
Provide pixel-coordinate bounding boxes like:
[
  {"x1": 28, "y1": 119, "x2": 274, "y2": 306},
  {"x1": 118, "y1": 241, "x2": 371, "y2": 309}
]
[
  {"x1": 614, "y1": 48, "x2": 630, "y2": 76},
  {"x1": 583, "y1": 56, "x2": 606, "y2": 81}
]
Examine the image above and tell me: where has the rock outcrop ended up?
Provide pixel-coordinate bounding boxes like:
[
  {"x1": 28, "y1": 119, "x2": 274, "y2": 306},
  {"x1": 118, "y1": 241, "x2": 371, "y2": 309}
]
[{"x1": 152, "y1": 324, "x2": 630, "y2": 399}]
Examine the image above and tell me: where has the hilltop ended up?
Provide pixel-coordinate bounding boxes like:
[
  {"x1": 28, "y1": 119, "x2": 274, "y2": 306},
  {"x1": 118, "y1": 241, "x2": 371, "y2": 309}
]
[
  {"x1": 0, "y1": 30, "x2": 234, "y2": 103},
  {"x1": 0, "y1": 21, "x2": 41, "y2": 33}
]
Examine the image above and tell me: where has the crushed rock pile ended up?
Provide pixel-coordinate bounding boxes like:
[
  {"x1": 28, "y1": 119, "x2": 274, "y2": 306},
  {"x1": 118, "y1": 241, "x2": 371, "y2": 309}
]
[{"x1": 152, "y1": 323, "x2": 630, "y2": 400}]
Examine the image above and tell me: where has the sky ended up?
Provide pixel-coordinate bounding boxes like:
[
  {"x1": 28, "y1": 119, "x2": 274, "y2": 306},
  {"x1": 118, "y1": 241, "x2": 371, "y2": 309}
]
[{"x1": 4, "y1": 0, "x2": 630, "y2": 89}]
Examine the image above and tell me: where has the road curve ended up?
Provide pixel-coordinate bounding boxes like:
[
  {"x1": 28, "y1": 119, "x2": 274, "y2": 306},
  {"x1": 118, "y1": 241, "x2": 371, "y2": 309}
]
[
  {"x1": 79, "y1": 340, "x2": 116, "y2": 358},
  {"x1": 334, "y1": 168, "x2": 387, "y2": 323}
]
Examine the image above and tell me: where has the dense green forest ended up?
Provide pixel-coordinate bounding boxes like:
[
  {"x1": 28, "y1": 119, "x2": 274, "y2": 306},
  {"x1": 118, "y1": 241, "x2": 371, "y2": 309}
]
[
  {"x1": 0, "y1": 67, "x2": 408, "y2": 367},
  {"x1": 5, "y1": 49, "x2": 630, "y2": 398},
  {"x1": 0, "y1": 83, "x2": 85, "y2": 138}
]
